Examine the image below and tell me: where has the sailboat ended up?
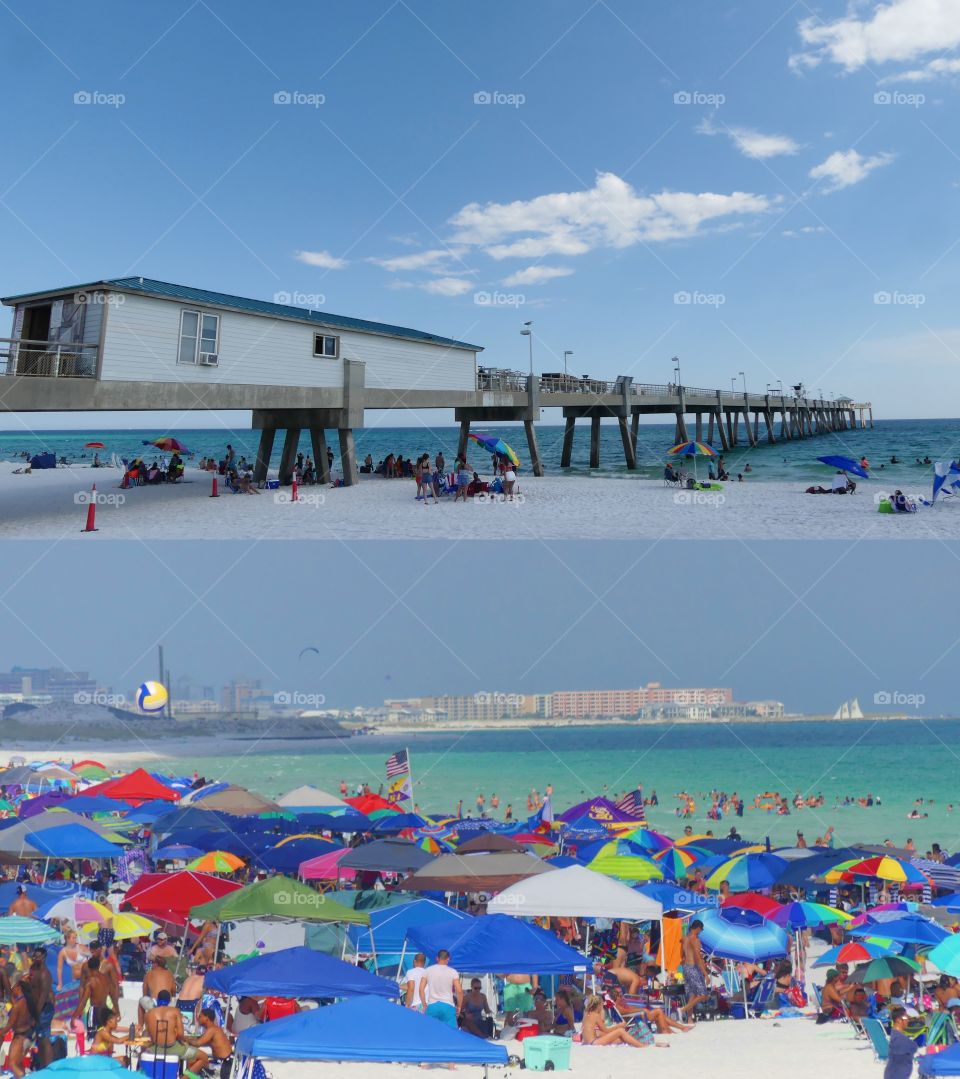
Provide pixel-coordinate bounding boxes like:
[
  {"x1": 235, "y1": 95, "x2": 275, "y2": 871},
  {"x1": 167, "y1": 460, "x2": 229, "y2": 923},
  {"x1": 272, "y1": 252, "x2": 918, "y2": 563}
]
[{"x1": 833, "y1": 699, "x2": 864, "y2": 720}]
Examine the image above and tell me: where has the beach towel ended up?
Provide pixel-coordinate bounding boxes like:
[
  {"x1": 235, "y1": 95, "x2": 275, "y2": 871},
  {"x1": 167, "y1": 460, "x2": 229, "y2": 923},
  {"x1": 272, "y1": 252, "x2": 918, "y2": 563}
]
[{"x1": 661, "y1": 917, "x2": 683, "y2": 973}]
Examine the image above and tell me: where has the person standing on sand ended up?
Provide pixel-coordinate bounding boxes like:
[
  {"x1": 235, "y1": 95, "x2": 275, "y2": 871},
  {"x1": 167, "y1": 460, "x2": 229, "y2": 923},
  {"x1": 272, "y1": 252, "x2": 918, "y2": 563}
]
[
  {"x1": 680, "y1": 920, "x2": 711, "y2": 1018},
  {"x1": 420, "y1": 950, "x2": 462, "y2": 1028}
]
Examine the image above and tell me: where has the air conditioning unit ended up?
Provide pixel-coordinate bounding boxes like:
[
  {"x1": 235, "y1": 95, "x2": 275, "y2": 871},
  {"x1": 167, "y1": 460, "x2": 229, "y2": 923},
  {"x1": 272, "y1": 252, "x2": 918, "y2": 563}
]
[{"x1": 198, "y1": 353, "x2": 219, "y2": 366}]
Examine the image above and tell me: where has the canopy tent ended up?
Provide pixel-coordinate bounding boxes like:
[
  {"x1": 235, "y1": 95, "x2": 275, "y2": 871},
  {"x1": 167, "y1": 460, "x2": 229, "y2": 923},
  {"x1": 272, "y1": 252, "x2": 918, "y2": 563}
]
[
  {"x1": 299, "y1": 848, "x2": 358, "y2": 882},
  {"x1": 399, "y1": 851, "x2": 552, "y2": 893},
  {"x1": 489, "y1": 864, "x2": 662, "y2": 920},
  {"x1": 204, "y1": 945, "x2": 397, "y2": 998},
  {"x1": 0, "y1": 812, "x2": 121, "y2": 858},
  {"x1": 189, "y1": 875, "x2": 370, "y2": 925},
  {"x1": 150, "y1": 806, "x2": 241, "y2": 835},
  {"x1": 455, "y1": 834, "x2": 530, "y2": 855},
  {"x1": 121, "y1": 871, "x2": 242, "y2": 924},
  {"x1": 407, "y1": 913, "x2": 589, "y2": 974},
  {"x1": 348, "y1": 897, "x2": 472, "y2": 955},
  {"x1": 339, "y1": 840, "x2": 436, "y2": 874},
  {"x1": 235, "y1": 995, "x2": 507, "y2": 1066},
  {"x1": 80, "y1": 768, "x2": 179, "y2": 807},
  {"x1": 278, "y1": 786, "x2": 350, "y2": 810},
  {"x1": 25, "y1": 824, "x2": 122, "y2": 859},
  {"x1": 292, "y1": 810, "x2": 372, "y2": 833},
  {"x1": 58, "y1": 796, "x2": 129, "y2": 816},
  {"x1": 186, "y1": 786, "x2": 283, "y2": 816},
  {"x1": 17, "y1": 791, "x2": 75, "y2": 818},
  {"x1": 257, "y1": 837, "x2": 343, "y2": 873},
  {"x1": 636, "y1": 883, "x2": 718, "y2": 912}
]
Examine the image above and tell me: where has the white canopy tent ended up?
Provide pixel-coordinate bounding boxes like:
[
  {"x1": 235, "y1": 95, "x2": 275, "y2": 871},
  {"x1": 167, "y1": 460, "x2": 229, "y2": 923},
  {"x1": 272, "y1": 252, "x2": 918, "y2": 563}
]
[
  {"x1": 488, "y1": 865, "x2": 662, "y2": 920},
  {"x1": 277, "y1": 785, "x2": 350, "y2": 809},
  {"x1": 488, "y1": 864, "x2": 666, "y2": 970}
]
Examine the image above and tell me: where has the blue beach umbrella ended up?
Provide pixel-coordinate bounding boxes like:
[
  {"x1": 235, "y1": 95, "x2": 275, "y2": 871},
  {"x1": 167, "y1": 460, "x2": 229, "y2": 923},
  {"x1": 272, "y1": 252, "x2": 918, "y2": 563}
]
[
  {"x1": 698, "y1": 907, "x2": 789, "y2": 963},
  {"x1": 817, "y1": 454, "x2": 870, "y2": 479},
  {"x1": 927, "y1": 934, "x2": 960, "y2": 977},
  {"x1": 154, "y1": 844, "x2": 204, "y2": 862},
  {"x1": 849, "y1": 912, "x2": 949, "y2": 948}
]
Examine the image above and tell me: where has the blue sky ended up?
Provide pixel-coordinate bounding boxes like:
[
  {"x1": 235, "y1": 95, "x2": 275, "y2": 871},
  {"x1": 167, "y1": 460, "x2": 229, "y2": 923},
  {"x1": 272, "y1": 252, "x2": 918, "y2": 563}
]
[
  {"x1": 3, "y1": 0, "x2": 960, "y2": 426},
  {"x1": 0, "y1": 540, "x2": 953, "y2": 716}
]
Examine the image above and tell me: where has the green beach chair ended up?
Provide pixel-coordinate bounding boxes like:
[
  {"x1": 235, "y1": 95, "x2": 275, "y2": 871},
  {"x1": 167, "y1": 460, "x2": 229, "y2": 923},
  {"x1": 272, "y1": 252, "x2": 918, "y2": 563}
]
[{"x1": 863, "y1": 1017, "x2": 890, "y2": 1062}]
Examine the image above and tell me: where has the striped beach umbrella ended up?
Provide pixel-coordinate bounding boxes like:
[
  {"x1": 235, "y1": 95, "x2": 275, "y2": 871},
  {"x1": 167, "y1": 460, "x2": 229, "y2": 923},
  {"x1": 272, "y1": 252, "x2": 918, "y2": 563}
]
[
  {"x1": 0, "y1": 916, "x2": 61, "y2": 944},
  {"x1": 616, "y1": 826, "x2": 673, "y2": 854},
  {"x1": 704, "y1": 853, "x2": 789, "y2": 892},
  {"x1": 186, "y1": 851, "x2": 245, "y2": 873},
  {"x1": 654, "y1": 846, "x2": 700, "y2": 880},
  {"x1": 849, "y1": 956, "x2": 921, "y2": 983},
  {"x1": 667, "y1": 440, "x2": 717, "y2": 458},
  {"x1": 771, "y1": 900, "x2": 852, "y2": 932},
  {"x1": 586, "y1": 840, "x2": 664, "y2": 882},
  {"x1": 825, "y1": 856, "x2": 931, "y2": 886}
]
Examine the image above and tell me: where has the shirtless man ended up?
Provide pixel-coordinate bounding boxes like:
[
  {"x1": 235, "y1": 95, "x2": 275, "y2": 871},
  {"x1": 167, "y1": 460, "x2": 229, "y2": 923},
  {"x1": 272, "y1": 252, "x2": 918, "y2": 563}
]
[
  {"x1": 7, "y1": 886, "x2": 36, "y2": 917},
  {"x1": 680, "y1": 919, "x2": 711, "y2": 1018},
  {"x1": 188, "y1": 1008, "x2": 233, "y2": 1077},
  {"x1": 145, "y1": 990, "x2": 208, "y2": 1072},
  {"x1": 140, "y1": 956, "x2": 177, "y2": 1028},
  {"x1": 147, "y1": 932, "x2": 177, "y2": 964},
  {"x1": 28, "y1": 950, "x2": 56, "y2": 1067},
  {"x1": 0, "y1": 980, "x2": 38, "y2": 1078},
  {"x1": 82, "y1": 944, "x2": 120, "y2": 1016},
  {"x1": 74, "y1": 957, "x2": 115, "y2": 1031}
]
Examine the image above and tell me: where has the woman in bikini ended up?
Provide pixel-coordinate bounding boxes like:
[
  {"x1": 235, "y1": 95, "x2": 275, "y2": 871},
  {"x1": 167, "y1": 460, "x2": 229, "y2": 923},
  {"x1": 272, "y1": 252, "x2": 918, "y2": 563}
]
[
  {"x1": 581, "y1": 995, "x2": 661, "y2": 1048},
  {"x1": 90, "y1": 1010, "x2": 129, "y2": 1058},
  {"x1": 57, "y1": 930, "x2": 89, "y2": 991}
]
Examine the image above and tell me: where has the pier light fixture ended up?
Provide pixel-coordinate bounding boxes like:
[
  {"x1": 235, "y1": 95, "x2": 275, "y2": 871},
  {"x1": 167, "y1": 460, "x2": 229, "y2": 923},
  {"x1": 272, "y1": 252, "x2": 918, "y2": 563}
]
[
  {"x1": 520, "y1": 322, "x2": 533, "y2": 375},
  {"x1": 739, "y1": 371, "x2": 746, "y2": 394},
  {"x1": 563, "y1": 350, "x2": 573, "y2": 378},
  {"x1": 730, "y1": 377, "x2": 736, "y2": 394},
  {"x1": 672, "y1": 355, "x2": 681, "y2": 388}
]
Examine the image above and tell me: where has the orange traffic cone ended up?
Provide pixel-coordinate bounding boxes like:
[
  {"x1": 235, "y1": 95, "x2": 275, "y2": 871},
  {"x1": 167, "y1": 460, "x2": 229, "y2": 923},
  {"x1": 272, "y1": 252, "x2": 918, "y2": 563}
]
[
  {"x1": 210, "y1": 474, "x2": 219, "y2": 498},
  {"x1": 291, "y1": 476, "x2": 298, "y2": 502},
  {"x1": 82, "y1": 484, "x2": 98, "y2": 533}
]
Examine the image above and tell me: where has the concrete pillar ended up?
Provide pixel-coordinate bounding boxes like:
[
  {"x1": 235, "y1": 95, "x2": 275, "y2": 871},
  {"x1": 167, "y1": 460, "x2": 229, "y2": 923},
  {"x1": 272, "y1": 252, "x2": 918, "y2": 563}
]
[
  {"x1": 869, "y1": 406, "x2": 874, "y2": 429},
  {"x1": 253, "y1": 427, "x2": 276, "y2": 483},
  {"x1": 311, "y1": 428, "x2": 330, "y2": 485},
  {"x1": 589, "y1": 415, "x2": 601, "y2": 468},
  {"x1": 278, "y1": 428, "x2": 301, "y2": 485},
  {"x1": 695, "y1": 413, "x2": 703, "y2": 442},
  {"x1": 457, "y1": 418, "x2": 471, "y2": 461},
  {"x1": 630, "y1": 411, "x2": 639, "y2": 446},
  {"x1": 524, "y1": 418, "x2": 543, "y2": 477},
  {"x1": 744, "y1": 395, "x2": 757, "y2": 446},
  {"x1": 676, "y1": 388, "x2": 689, "y2": 443},
  {"x1": 715, "y1": 410, "x2": 729, "y2": 451},
  {"x1": 707, "y1": 412, "x2": 714, "y2": 444},
  {"x1": 338, "y1": 428, "x2": 359, "y2": 487},
  {"x1": 561, "y1": 415, "x2": 576, "y2": 468},
  {"x1": 618, "y1": 416, "x2": 637, "y2": 469},
  {"x1": 763, "y1": 397, "x2": 775, "y2": 444}
]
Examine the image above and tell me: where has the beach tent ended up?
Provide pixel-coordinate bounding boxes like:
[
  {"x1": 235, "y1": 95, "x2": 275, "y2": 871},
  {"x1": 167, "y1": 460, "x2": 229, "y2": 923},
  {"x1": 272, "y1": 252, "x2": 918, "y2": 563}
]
[
  {"x1": 455, "y1": 834, "x2": 530, "y2": 855},
  {"x1": 81, "y1": 768, "x2": 179, "y2": 807},
  {"x1": 186, "y1": 786, "x2": 283, "y2": 816},
  {"x1": 299, "y1": 848, "x2": 358, "y2": 882},
  {"x1": 0, "y1": 812, "x2": 120, "y2": 858},
  {"x1": 277, "y1": 785, "x2": 350, "y2": 811},
  {"x1": 257, "y1": 837, "x2": 343, "y2": 874},
  {"x1": 339, "y1": 839, "x2": 436, "y2": 874},
  {"x1": 25, "y1": 824, "x2": 122, "y2": 859},
  {"x1": 205, "y1": 945, "x2": 397, "y2": 998},
  {"x1": 347, "y1": 897, "x2": 472, "y2": 955},
  {"x1": 489, "y1": 865, "x2": 662, "y2": 920},
  {"x1": 121, "y1": 870, "x2": 242, "y2": 924},
  {"x1": 188, "y1": 875, "x2": 370, "y2": 925},
  {"x1": 636, "y1": 882, "x2": 718, "y2": 913},
  {"x1": 234, "y1": 995, "x2": 507, "y2": 1066},
  {"x1": 59, "y1": 796, "x2": 129, "y2": 815},
  {"x1": 920, "y1": 1043, "x2": 960, "y2": 1076},
  {"x1": 399, "y1": 851, "x2": 552, "y2": 893},
  {"x1": 291, "y1": 809, "x2": 371, "y2": 832},
  {"x1": 369, "y1": 813, "x2": 429, "y2": 835},
  {"x1": 557, "y1": 797, "x2": 641, "y2": 824},
  {"x1": 304, "y1": 890, "x2": 417, "y2": 957},
  {"x1": 407, "y1": 913, "x2": 589, "y2": 974},
  {"x1": 17, "y1": 791, "x2": 74, "y2": 817}
]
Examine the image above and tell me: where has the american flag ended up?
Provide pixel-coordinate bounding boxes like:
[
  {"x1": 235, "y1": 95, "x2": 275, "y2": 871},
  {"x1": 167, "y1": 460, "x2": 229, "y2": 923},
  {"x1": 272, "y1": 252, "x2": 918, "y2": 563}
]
[
  {"x1": 615, "y1": 788, "x2": 647, "y2": 821},
  {"x1": 386, "y1": 749, "x2": 409, "y2": 778}
]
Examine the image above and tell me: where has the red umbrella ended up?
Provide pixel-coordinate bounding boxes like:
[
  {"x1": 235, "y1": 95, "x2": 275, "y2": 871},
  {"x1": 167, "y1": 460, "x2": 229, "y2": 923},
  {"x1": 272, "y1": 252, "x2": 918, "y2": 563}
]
[
  {"x1": 345, "y1": 794, "x2": 401, "y2": 816},
  {"x1": 121, "y1": 870, "x2": 242, "y2": 925},
  {"x1": 144, "y1": 437, "x2": 190, "y2": 454},
  {"x1": 84, "y1": 441, "x2": 106, "y2": 449},
  {"x1": 722, "y1": 892, "x2": 783, "y2": 918}
]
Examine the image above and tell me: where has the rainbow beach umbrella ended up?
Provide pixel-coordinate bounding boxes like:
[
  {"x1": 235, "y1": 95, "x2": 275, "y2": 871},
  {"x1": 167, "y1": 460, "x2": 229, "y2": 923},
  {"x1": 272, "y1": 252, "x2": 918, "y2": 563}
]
[
  {"x1": 813, "y1": 940, "x2": 900, "y2": 967},
  {"x1": 824, "y1": 856, "x2": 930, "y2": 887},
  {"x1": 704, "y1": 853, "x2": 789, "y2": 893},
  {"x1": 586, "y1": 840, "x2": 664, "y2": 882},
  {"x1": 467, "y1": 432, "x2": 520, "y2": 468},
  {"x1": 771, "y1": 900, "x2": 852, "y2": 932},
  {"x1": 667, "y1": 440, "x2": 717, "y2": 481},
  {"x1": 186, "y1": 851, "x2": 245, "y2": 873}
]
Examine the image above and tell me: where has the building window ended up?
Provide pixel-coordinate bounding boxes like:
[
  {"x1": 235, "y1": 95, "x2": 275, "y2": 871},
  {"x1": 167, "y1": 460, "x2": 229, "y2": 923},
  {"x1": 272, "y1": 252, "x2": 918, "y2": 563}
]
[
  {"x1": 178, "y1": 310, "x2": 219, "y2": 364},
  {"x1": 313, "y1": 333, "x2": 339, "y2": 359}
]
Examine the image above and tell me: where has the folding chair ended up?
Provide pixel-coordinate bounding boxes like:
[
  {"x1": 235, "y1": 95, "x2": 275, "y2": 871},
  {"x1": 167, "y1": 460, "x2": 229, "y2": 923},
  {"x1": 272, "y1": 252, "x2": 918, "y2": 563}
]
[{"x1": 862, "y1": 1017, "x2": 890, "y2": 1062}]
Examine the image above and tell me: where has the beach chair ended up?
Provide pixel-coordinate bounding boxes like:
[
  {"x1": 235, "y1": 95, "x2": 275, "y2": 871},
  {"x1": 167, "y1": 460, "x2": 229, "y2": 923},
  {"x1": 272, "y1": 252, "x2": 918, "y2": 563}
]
[
  {"x1": 749, "y1": 975, "x2": 775, "y2": 1017},
  {"x1": 863, "y1": 1018, "x2": 890, "y2": 1062},
  {"x1": 841, "y1": 999, "x2": 867, "y2": 1038},
  {"x1": 926, "y1": 1011, "x2": 952, "y2": 1048}
]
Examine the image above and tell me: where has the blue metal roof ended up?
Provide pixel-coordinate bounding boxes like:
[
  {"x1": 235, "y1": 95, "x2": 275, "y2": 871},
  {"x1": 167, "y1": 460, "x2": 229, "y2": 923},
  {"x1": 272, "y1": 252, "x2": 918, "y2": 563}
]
[{"x1": 1, "y1": 277, "x2": 483, "y2": 353}]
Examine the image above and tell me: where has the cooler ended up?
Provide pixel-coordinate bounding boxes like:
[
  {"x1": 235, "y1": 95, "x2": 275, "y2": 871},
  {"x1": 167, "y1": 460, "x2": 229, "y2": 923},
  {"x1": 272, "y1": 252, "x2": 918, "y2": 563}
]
[{"x1": 523, "y1": 1035, "x2": 572, "y2": 1071}]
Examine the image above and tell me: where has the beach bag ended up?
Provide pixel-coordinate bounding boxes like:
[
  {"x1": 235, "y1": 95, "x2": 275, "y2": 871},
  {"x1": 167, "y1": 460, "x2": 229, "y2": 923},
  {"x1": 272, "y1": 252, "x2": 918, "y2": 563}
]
[{"x1": 787, "y1": 984, "x2": 807, "y2": 1008}]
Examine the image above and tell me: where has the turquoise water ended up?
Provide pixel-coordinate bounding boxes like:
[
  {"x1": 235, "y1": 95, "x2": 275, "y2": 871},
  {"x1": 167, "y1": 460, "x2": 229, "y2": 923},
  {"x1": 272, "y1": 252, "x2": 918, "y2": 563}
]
[
  {"x1": 152, "y1": 720, "x2": 960, "y2": 853},
  {"x1": 1, "y1": 418, "x2": 955, "y2": 485}
]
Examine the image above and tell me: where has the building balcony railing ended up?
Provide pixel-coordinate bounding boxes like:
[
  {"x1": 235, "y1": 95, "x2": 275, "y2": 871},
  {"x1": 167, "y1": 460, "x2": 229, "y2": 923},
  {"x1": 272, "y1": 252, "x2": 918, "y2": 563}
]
[{"x1": 0, "y1": 338, "x2": 98, "y2": 378}]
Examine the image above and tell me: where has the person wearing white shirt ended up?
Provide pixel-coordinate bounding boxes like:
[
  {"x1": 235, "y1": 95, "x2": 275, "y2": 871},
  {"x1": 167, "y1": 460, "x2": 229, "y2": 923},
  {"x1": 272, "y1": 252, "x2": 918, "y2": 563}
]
[
  {"x1": 420, "y1": 950, "x2": 463, "y2": 1027},
  {"x1": 403, "y1": 953, "x2": 428, "y2": 1011}
]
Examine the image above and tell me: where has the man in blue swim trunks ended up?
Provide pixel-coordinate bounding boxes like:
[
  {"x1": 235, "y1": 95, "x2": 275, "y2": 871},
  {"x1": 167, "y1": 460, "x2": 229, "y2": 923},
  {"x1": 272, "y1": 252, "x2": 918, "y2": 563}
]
[
  {"x1": 420, "y1": 949, "x2": 462, "y2": 1027},
  {"x1": 680, "y1": 920, "x2": 711, "y2": 1019}
]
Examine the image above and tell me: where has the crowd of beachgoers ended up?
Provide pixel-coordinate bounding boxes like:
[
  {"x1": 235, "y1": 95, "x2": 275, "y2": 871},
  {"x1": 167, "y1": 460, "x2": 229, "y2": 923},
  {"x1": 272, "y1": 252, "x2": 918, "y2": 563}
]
[{"x1": 0, "y1": 761, "x2": 957, "y2": 1076}]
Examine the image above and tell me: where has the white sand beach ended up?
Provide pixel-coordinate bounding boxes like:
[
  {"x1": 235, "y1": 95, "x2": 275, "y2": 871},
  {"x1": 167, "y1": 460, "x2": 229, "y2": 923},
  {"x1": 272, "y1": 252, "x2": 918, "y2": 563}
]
[{"x1": 0, "y1": 462, "x2": 949, "y2": 541}]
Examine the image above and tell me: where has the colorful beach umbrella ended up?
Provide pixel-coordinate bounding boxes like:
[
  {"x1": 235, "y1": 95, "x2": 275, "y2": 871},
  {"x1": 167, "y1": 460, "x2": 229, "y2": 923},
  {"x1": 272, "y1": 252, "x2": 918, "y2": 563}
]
[
  {"x1": 722, "y1": 892, "x2": 783, "y2": 919},
  {"x1": 41, "y1": 896, "x2": 113, "y2": 925},
  {"x1": 704, "y1": 853, "x2": 789, "y2": 893},
  {"x1": 926, "y1": 934, "x2": 960, "y2": 976},
  {"x1": 186, "y1": 851, "x2": 246, "y2": 873},
  {"x1": 771, "y1": 900, "x2": 852, "y2": 932},
  {"x1": 585, "y1": 840, "x2": 664, "y2": 882},
  {"x1": 654, "y1": 846, "x2": 700, "y2": 880},
  {"x1": 849, "y1": 912, "x2": 949, "y2": 947},
  {"x1": 616, "y1": 826, "x2": 673, "y2": 854},
  {"x1": 83, "y1": 442, "x2": 106, "y2": 450},
  {"x1": 825, "y1": 856, "x2": 930, "y2": 886},
  {"x1": 848, "y1": 955, "x2": 921, "y2": 983},
  {"x1": 698, "y1": 908, "x2": 789, "y2": 963},
  {"x1": 143, "y1": 437, "x2": 190, "y2": 454},
  {"x1": 0, "y1": 916, "x2": 61, "y2": 945},
  {"x1": 814, "y1": 940, "x2": 900, "y2": 967},
  {"x1": 816, "y1": 455, "x2": 869, "y2": 480},
  {"x1": 667, "y1": 440, "x2": 717, "y2": 482},
  {"x1": 467, "y1": 432, "x2": 520, "y2": 467}
]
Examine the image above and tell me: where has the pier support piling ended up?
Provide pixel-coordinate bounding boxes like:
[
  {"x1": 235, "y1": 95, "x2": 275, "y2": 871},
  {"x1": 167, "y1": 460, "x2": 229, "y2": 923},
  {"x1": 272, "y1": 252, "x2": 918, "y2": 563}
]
[
  {"x1": 253, "y1": 427, "x2": 276, "y2": 483},
  {"x1": 589, "y1": 415, "x2": 601, "y2": 469},
  {"x1": 338, "y1": 428, "x2": 359, "y2": 487},
  {"x1": 618, "y1": 416, "x2": 637, "y2": 469},
  {"x1": 561, "y1": 415, "x2": 576, "y2": 468},
  {"x1": 524, "y1": 418, "x2": 543, "y2": 477},
  {"x1": 278, "y1": 428, "x2": 302, "y2": 486},
  {"x1": 310, "y1": 428, "x2": 330, "y2": 485}
]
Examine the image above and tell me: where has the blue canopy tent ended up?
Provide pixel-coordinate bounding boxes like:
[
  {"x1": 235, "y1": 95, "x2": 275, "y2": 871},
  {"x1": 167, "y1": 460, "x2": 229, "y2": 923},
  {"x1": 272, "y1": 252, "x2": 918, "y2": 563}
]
[
  {"x1": 369, "y1": 813, "x2": 429, "y2": 835},
  {"x1": 407, "y1": 913, "x2": 589, "y2": 974},
  {"x1": 920, "y1": 1043, "x2": 960, "y2": 1076},
  {"x1": 204, "y1": 946, "x2": 397, "y2": 999},
  {"x1": 25, "y1": 824, "x2": 121, "y2": 859},
  {"x1": 235, "y1": 995, "x2": 507, "y2": 1066},
  {"x1": 60, "y1": 796, "x2": 129, "y2": 815},
  {"x1": 636, "y1": 883, "x2": 718, "y2": 912},
  {"x1": 257, "y1": 838, "x2": 343, "y2": 874},
  {"x1": 347, "y1": 897, "x2": 472, "y2": 960},
  {"x1": 293, "y1": 810, "x2": 372, "y2": 832}
]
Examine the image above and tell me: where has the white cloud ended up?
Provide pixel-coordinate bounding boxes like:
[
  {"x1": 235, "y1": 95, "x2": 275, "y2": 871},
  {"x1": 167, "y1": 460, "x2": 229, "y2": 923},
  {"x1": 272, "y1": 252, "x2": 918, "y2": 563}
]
[
  {"x1": 792, "y1": 0, "x2": 960, "y2": 73},
  {"x1": 369, "y1": 247, "x2": 467, "y2": 272},
  {"x1": 808, "y1": 149, "x2": 895, "y2": 192},
  {"x1": 448, "y1": 171, "x2": 772, "y2": 260},
  {"x1": 697, "y1": 119, "x2": 800, "y2": 159},
  {"x1": 880, "y1": 55, "x2": 960, "y2": 81},
  {"x1": 295, "y1": 250, "x2": 347, "y2": 270},
  {"x1": 783, "y1": 225, "x2": 828, "y2": 237},
  {"x1": 420, "y1": 277, "x2": 473, "y2": 297},
  {"x1": 502, "y1": 266, "x2": 574, "y2": 286}
]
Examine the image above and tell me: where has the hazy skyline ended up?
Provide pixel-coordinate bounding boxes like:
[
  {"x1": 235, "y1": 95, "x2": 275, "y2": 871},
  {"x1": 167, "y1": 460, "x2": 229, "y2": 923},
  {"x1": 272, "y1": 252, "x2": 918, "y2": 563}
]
[{"x1": 0, "y1": 540, "x2": 952, "y2": 716}]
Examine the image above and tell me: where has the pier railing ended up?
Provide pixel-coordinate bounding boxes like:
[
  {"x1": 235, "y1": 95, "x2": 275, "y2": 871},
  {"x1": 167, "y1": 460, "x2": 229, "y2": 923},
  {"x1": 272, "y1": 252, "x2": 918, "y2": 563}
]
[{"x1": 0, "y1": 338, "x2": 98, "y2": 378}]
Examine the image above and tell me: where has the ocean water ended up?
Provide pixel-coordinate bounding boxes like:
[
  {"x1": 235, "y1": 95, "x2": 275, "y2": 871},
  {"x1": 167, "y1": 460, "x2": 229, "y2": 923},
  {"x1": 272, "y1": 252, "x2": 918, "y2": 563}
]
[
  {"x1": 153, "y1": 720, "x2": 960, "y2": 852},
  {"x1": 1, "y1": 418, "x2": 955, "y2": 486}
]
